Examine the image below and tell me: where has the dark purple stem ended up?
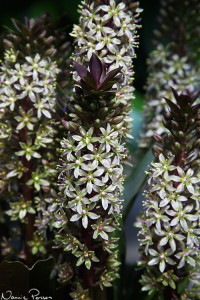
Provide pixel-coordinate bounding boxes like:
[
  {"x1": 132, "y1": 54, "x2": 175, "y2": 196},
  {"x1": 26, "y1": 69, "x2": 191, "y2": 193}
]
[{"x1": 19, "y1": 97, "x2": 35, "y2": 265}]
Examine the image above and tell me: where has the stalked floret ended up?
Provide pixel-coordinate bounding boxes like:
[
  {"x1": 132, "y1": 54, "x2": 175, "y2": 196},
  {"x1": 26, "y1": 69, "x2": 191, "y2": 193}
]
[{"x1": 137, "y1": 88, "x2": 200, "y2": 299}]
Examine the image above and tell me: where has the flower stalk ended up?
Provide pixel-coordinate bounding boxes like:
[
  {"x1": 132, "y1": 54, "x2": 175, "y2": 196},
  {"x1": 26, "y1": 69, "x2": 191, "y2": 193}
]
[{"x1": 54, "y1": 0, "x2": 141, "y2": 297}]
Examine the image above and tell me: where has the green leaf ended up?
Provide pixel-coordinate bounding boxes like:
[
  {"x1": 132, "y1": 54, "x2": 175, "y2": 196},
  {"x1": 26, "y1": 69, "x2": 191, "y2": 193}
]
[
  {"x1": 26, "y1": 154, "x2": 32, "y2": 161},
  {"x1": 34, "y1": 182, "x2": 41, "y2": 191},
  {"x1": 148, "y1": 258, "x2": 159, "y2": 266},
  {"x1": 32, "y1": 152, "x2": 41, "y2": 159},
  {"x1": 27, "y1": 179, "x2": 34, "y2": 185},
  {"x1": 40, "y1": 179, "x2": 50, "y2": 186},
  {"x1": 32, "y1": 246, "x2": 38, "y2": 255},
  {"x1": 52, "y1": 221, "x2": 64, "y2": 228},
  {"x1": 39, "y1": 246, "x2": 46, "y2": 254},
  {"x1": 28, "y1": 207, "x2": 36, "y2": 214},
  {"x1": 19, "y1": 209, "x2": 27, "y2": 219},
  {"x1": 42, "y1": 109, "x2": 51, "y2": 118},
  {"x1": 123, "y1": 148, "x2": 154, "y2": 221},
  {"x1": 169, "y1": 279, "x2": 176, "y2": 289},
  {"x1": 16, "y1": 122, "x2": 25, "y2": 130},
  {"x1": 76, "y1": 257, "x2": 84, "y2": 267},
  {"x1": 85, "y1": 259, "x2": 91, "y2": 270},
  {"x1": 6, "y1": 169, "x2": 18, "y2": 178},
  {"x1": 177, "y1": 276, "x2": 189, "y2": 294}
]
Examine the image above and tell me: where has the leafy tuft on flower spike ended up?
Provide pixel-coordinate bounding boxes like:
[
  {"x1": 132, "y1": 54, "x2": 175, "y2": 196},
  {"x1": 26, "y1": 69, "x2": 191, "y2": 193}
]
[
  {"x1": 54, "y1": 0, "x2": 141, "y2": 296},
  {"x1": 139, "y1": 0, "x2": 200, "y2": 148},
  {"x1": 137, "y1": 88, "x2": 200, "y2": 299},
  {"x1": 70, "y1": 0, "x2": 142, "y2": 138},
  {"x1": 74, "y1": 53, "x2": 122, "y2": 92},
  {"x1": 55, "y1": 55, "x2": 125, "y2": 295}
]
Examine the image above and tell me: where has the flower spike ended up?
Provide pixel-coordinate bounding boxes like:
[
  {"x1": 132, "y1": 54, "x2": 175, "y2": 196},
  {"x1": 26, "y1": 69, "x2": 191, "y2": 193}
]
[{"x1": 137, "y1": 88, "x2": 200, "y2": 299}]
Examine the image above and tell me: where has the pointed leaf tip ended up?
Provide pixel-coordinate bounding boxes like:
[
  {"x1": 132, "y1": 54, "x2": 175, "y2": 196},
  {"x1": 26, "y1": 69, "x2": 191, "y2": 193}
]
[
  {"x1": 170, "y1": 86, "x2": 179, "y2": 101},
  {"x1": 89, "y1": 53, "x2": 103, "y2": 86},
  {"x1": 101, "y1": 66, "x2": 122, "y2": 86},
  {"x1": 164, "y1": 97, "x2": 180, "y2": 114},
  {"x1": 73, "y1": 62, "x2": 90, "y2": 81}
]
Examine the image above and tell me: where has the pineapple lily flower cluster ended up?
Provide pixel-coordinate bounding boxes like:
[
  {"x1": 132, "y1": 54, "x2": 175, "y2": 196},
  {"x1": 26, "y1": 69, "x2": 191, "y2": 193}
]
[
  {"x1": 54, "y1": 0, "x2": 142, "y2": 297},
  {"x1": 70, "y1": 0, "x2": 142, "y2": 138},
  {"x1": 137, "y1": 89, "x2": 200, "y2": 299},
  {"x1": 0, "y1": 15, "x2": 71, "y2": 261},
  {"x1": 139, "y1": 0, "x2": 200, "y2": 148},
  {"x1": 0, "y1": 1, "x2": 199, "y2": 300},
  {"x1": 55, "y1": 53, "x2": 126, "y2": 297}
]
